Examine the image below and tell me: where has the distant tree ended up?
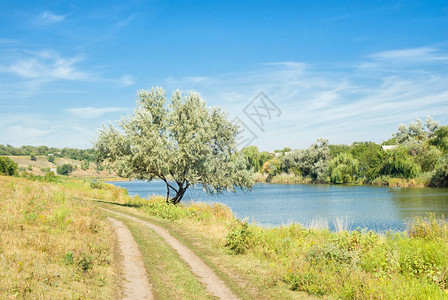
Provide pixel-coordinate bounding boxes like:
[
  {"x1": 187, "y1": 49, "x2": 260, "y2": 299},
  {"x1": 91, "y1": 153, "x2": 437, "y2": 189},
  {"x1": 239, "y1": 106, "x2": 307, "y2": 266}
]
[
  {"x1": 329, "y1": 144, "x2": 350, "y2": 158},
  {"x1": 262, "y1": 158, "x2": 281, "y2": 177},
  {"x1": 350, "y1": 142, "x2": 385, "y2": 180},
  {"x1": 47, "y1": 155, "x2": 55, "y2": 163},
  {"x1": 282, "y1": 139, "x2": 330, "y2": 181},
  {"x1": 381, "y1": 147, "x2": 421, "y2": 178},
  {"x1": 30, "y1": 152, "x2": 37, "y2": 161},
  {"x1": 57, "y1": 164, "x2": 74, "y2": 176},
  {"x1": 81, "y1": 160, "x2": 90, "y2": 171},
  {"x1": 0, "y1": 157, "x2": 18, "y2": 176},
  {"x1": 94, "y1": 87, "x2": 253, "y2": 204},
  {"x1": 393, "y1": 117, "x2": 439, "y2": 156},
  {"x1": 329, "y1": 153, "x2": 359, "y2": 184},
  {"x1": 430, "y1": 125, "x2": 448, "y2": 153},
  {"x1": 430, "y1": 155, "x2": 448, "y2": 187}
]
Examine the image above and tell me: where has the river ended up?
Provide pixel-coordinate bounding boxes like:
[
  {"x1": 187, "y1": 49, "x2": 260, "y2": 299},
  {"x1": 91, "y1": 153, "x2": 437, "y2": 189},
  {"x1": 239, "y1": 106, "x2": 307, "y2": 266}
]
[{"x1": 108, "y1": 180, "x2": 448, "y2": 231}]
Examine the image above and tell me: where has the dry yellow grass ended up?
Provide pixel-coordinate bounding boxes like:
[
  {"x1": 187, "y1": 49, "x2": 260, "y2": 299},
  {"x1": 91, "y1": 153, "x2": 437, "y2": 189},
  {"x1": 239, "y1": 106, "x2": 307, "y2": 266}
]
[{"x1": 0, "y1": 176, "x2": 117, "y2": 299}]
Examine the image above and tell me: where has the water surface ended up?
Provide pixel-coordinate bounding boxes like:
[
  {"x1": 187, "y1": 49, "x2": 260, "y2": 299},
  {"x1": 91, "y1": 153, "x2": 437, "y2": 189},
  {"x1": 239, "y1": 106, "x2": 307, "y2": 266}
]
[{"x1": 108, "y1": 180, "x2": 448, "y2": 231}]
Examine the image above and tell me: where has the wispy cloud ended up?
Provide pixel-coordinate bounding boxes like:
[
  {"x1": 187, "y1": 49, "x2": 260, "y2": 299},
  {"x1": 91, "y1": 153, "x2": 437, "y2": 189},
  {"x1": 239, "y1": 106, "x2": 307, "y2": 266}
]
[
  {"x1": 370, "y1": 47, "x2": 448, "y2": 62},
  {"x1": 66, "y1": 107, "x2": 128, "y2": 119},
  {"x1": 36, "y1": 11, "x2": 65, "y2": 25},
  {"x1": 163, "y1": 46, "x2": 448, "y2": 149},
  {"x1": 117, "y1": 74, "x2": 135, "y2": 87},
  {"x1": 4, "y1": 50, "x2": 89, "y2": 81}
]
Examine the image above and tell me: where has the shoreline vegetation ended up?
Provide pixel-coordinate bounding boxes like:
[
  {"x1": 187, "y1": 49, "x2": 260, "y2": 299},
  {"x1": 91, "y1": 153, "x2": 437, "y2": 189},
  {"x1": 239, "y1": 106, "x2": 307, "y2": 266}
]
[
  {"x1": 2, "y1": 174, "x2": 448, "y2": 298},
  {"x1": 254, "y1": 172, "x2": 431, "y2": 188}
]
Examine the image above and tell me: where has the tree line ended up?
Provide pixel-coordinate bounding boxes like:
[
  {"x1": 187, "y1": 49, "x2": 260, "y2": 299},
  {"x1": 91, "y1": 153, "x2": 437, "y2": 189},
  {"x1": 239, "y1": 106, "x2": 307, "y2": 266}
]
[
  {"x1": 241, "y1": 117, "x2": 448, "y2": 187},
  {"x1": 0, "y1": 145, "x2": 96, "y2": 162}
]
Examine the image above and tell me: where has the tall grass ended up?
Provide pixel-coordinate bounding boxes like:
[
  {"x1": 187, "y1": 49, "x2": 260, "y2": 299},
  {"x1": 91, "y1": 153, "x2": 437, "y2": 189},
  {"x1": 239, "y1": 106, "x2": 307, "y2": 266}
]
[{"x1": 0, "y1": 176, "x2": 116, "y2": 299}]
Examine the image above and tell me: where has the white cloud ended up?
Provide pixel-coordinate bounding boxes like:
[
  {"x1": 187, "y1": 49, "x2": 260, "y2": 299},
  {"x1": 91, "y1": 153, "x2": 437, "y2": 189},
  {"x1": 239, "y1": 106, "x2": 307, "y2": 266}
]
[
  {"x1": 37, "y1": 11, "x2": 65, "y2": 25},
  {"x1": 118, "y1": 74, "x2": 135, "y2": 87},
  {"x1": 161, "y1": 46, "x2": 448, "y2": 150},
  {"x1": 66, "y1": 107, "x2": 128, "y2": 119},
  {"x1": 369, "y1": 47, "x2": 448, "y2": 62},
  {"x1": 5, "y1": 50, "x2": 90, "y2": 81}
]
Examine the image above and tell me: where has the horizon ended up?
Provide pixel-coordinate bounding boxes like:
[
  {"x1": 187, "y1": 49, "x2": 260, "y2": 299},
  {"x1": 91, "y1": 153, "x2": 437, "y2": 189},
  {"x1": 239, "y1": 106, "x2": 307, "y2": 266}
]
[{"x1": 1, "y1": 1, "x2": 447, "y2": 150}]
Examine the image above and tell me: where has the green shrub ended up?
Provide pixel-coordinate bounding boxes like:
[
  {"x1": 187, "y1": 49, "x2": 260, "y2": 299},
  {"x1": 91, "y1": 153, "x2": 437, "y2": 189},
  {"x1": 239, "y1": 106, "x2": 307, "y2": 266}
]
[
  {"x1": 225, "y1": 221, "x2": 253, "y2": 254},
  {"x1": 57, "y1": 164, "x2": 74, "y2": 176},
  {"x1": 0, "y1": 156, "x2": 18, "y2": 176}
]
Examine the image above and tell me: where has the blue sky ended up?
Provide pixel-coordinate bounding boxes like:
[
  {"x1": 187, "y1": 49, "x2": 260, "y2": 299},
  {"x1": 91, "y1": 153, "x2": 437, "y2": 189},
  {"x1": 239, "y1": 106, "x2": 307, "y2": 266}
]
[{"x1": 1, "y1": 1, "x2": 447, "y2": 150}]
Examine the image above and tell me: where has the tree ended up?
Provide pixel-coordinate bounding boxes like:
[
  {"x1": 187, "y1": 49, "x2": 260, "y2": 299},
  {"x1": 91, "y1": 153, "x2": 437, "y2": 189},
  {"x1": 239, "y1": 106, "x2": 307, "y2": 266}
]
[
  {"x1": 430, "y1": 125, "x2": 448, "y2": 153},
  {"x1": 30, "y1": 152, "x2": 37, "y2": 161},
  {"x1": 430, "y1": 155, "x2": 448, "y2": 187},
  {"x1": 281, "y1": 139, "x2": 330, "y2": 181},
  {"x1": 57, "y1": 164, "x2": 74, "y2": 176},
  {"x1": 350, "y1": 142, "x2": 385, "y2": 180},
  {"x1": 47, "y1": 155, "x2": 55, "y2": 163},
  {"x1": 329, "y1": 153, "x2": 359, "y2": 184},
  {"x1": 94, "y1": 87, "x2": 253, "y2": 204},
  {"x1": 262, "y1": 158, "x2": 281, "y2": 177},
  {"x1": 381, "y1": 147, "x2": 421, "y2": 178},
  {"x1": 393, "y1": 117, "x2": 439, "y2": 156},
  {"x1": 81, "y1": 160, "x2": 90, "y2": 171},
  {"x1": 0, "y1": 157, "x2": 18, "y2": 176}
]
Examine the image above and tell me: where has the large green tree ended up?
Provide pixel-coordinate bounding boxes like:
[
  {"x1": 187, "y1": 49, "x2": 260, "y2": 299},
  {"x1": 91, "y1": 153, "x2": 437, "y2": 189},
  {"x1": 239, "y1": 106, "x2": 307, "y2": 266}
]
[{"x1": 94, "y1": 88, "x2": 253, "y2": 204}]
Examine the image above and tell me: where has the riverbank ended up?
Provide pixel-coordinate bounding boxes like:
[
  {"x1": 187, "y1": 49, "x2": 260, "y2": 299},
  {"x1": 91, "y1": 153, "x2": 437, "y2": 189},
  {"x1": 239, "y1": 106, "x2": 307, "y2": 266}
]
[{"x1": 255, "y1": 172, "x2": 434, "y2": 188}]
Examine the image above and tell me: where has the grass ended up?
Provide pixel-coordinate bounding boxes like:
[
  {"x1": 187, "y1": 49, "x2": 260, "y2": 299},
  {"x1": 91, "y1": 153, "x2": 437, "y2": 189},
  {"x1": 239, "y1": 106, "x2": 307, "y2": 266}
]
[{"x1": 0, "y1": 175, "x2": 117, "y2": 299}]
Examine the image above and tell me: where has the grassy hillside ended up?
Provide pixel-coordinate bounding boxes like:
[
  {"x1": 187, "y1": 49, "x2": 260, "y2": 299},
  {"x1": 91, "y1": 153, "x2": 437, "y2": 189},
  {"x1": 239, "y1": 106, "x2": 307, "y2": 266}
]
[{"x1": 0, "y1": 176, "x2": 118, "y2": 298}]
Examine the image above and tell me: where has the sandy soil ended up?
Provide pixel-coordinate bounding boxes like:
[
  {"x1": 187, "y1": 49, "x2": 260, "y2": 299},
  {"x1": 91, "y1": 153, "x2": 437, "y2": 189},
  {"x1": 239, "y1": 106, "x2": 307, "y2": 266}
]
[
  {"x1": 108, "y1": 217, "x2": 153, "y2": 300},
  {"x1": 102, "y1": 208, "x2": 239, "y2": 300}
]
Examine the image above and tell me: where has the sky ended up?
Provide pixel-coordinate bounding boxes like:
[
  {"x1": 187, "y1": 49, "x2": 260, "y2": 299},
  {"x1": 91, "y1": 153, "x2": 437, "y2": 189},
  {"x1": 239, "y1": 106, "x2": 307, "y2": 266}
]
[{"x1": 0, "y1": 0, "x2": 447, "y2": 150}]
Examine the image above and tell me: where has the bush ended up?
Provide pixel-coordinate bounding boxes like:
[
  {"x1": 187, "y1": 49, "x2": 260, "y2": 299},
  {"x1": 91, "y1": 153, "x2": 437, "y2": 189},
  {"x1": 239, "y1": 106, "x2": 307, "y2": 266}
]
[
  {"x1": 0, "y1": 156, "x2": 18, "y2": 176},
  {"x1": 225, "y1": 221, "x2": 253, "y2": 254},
  {"x1": 57, "y1": 164, "x2": 74, "y2": 176},
  {"x1": 48, "y1": 155, "x2": 55, "y2": 163},
  {"x1": 430, "y1": 155, "x2": 448, "y2": 187}
]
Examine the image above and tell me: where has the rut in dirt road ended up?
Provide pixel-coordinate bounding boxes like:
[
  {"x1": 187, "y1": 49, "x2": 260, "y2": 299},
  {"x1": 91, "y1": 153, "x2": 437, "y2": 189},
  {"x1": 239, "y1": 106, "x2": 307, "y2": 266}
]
[
  {"x1": 108, "y1": 217, "x2": 153, "y2": 300},
  {"x1": 102, "y1": 208, "x2": 239, "y2": 300}
]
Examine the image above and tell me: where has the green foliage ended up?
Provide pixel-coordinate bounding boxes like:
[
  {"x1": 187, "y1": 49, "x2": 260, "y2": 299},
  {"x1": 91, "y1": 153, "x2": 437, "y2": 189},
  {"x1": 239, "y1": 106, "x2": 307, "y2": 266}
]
[
  {"x1": 47, "y1": 155, "x2": 55, "y2": 163},
  {"x1": 225, "y1": 221, "x2": 253, "y2": 254},
  {"x1": 328, "y1": 153, "x2": 359, "y2": 184},
  {"x1": 430, "y1": 155, "x2": 448, "y2": 187},
  {"x1": 0, "y1": 156, "x2": 18, "y2": 176},
  {"x1": 81, "y1": 160, "x2": 90, "y2": 171},
  {"x1": 381, "y1": 147, "x2": 421, "y2": 178},
  {"x1": 350, "y1": 142, "x2": 385, "y2": 180},
  {"x1": 30, "y1": 152, "x2": 37, "y2": 161},
  {"x1": 281, "y1": 138, "x2": 330, "y2": 181},
  {"x1": 241, "y1": 146, "x2": 273, "y2": 172},
  {"x1": 94, "y1": 87, "x2": 253, "y2": 204},
  {"x1": 430, "y1": 125, "x2": 448, "y2": 153},
  {"x1": 27, "y1": 165, "x2": 33, "y2": 171},
  {"x1": 57, "y1": 164, "x2": 74, "y2": 176},
  {"x1": 262, "y1": 158, "x2": 281, "y2": 177}
]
